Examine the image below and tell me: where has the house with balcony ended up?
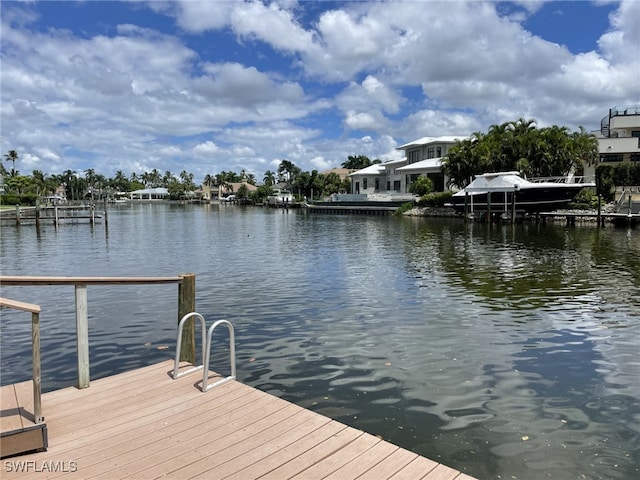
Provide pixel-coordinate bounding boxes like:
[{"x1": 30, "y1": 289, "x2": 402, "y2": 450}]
[
  {"x1": 593, "y1": 105, "x2": 640, "y2": 213},
  {"x1": 593, "y1": 105, "x2": 640, "y2": 170}
]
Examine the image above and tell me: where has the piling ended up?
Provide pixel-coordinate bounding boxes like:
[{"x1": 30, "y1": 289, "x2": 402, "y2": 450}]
[
  {"x1": 178, "y1": 273, "x2": 196, "y2": 363},
  {"x1": 103, "y1": 199, "x2": 108, "y2": 226}
]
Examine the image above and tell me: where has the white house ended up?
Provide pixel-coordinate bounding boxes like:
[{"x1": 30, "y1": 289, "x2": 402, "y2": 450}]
[
  {"x1": 591, "y1": 105, "x2": 640, "y2": 178},
  {"x1": 348, "y1": 136, "x2": 464, "y2": 197}
]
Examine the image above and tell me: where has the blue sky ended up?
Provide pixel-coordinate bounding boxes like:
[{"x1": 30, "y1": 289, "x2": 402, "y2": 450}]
[{"x1": 1, "y1": 1, "x2": 638, "y2": 183}]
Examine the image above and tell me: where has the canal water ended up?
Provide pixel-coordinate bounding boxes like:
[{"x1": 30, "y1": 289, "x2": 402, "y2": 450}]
[{"x1": 1, "y1": 203, "x2": 638, "y2": 480}]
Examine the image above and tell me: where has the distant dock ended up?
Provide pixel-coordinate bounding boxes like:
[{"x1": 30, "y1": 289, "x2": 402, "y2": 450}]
[{"x1": 0, "y1": 203, "x2": 106, "y2": 226}]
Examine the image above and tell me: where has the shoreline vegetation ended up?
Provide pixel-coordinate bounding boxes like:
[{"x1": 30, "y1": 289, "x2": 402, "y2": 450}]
[{"x1": 402, "y1": 205, "x2": 621, "y2": 224}]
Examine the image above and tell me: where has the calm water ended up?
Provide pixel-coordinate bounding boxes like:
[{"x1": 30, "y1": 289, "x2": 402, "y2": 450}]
[{"x1": 1, "y1": 203, "x2": 639, "y2": 480}]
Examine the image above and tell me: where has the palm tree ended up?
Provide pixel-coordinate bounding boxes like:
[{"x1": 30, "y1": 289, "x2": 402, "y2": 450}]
[
  {"x1": 263, "y1": 170, "x2": 276, "y2": 186},
  {"x1": 277, "y1": 160, "x2": 299, "y2": 184},
  {"x1": 4, "y1": 150, "x2": 19, "y2": 177},
  {"x1": 570, "y1": 127, "x2": 599, "y2": 169}
]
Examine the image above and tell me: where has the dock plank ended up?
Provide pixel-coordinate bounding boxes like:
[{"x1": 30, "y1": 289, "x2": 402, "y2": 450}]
[{"x1": 1, "y1": 360, "x2": 478, "y2": 480}]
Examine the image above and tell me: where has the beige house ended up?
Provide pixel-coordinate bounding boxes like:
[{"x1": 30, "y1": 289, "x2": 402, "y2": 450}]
[{"x1": 201, "y1": 182, "x2": 258, "y2": 202}]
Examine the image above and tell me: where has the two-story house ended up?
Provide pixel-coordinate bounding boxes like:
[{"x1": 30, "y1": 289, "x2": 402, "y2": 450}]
[
  {"x1": 348, "y1": 136, "x2": 464, "y2": 196},
  {"x1": 592, "y1": 105, "x2": 640, "y2": 175}
]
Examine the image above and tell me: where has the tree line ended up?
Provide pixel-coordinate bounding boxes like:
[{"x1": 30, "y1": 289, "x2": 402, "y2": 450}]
[
  {"x1": 1, "y1": 151, "x2": 366, "y2": 204},
  {"x1": 442, "y1": 118, "x2": 600, "y2": 188}
]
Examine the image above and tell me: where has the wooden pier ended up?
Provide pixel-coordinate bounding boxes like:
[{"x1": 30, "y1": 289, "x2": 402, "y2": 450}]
[
  {"x1": 1, "y1": 360, "x2": 476, "y2": 480},
  {"x1": 0, "y1": 275, "x2": 476, "y2": 478},
  {"x1": 0, "y1": 203, "x2": 107, "y2": 226}
]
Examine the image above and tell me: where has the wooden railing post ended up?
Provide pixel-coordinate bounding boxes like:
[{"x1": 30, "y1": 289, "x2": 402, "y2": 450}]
[
  {"x1": 0, "y1": 297, "x2": 44, "y2": 424},
  {"x1": 32, "y1": 310, "x2": 43, "y2": 423},
  {"x1": 75, "y1": 284, "x2": 90, "y2": 388},
  {"x1": 178, "y1": 273, "x2": 196, "y2": 364}
]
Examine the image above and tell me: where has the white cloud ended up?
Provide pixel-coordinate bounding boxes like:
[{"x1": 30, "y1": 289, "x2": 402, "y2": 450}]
[
  {"x1": 193, "y1": 141, "x2": 219, "y2": 156},
  {"x1": 0, "y1": 0, "x2": 638, "y2": 183}
]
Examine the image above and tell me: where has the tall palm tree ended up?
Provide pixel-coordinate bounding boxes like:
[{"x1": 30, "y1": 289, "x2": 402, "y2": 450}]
[
  {"x1": 263, "y1": 170, "x2": 276, "y2": 186},
  {"x1": 4, "y1": 150, "x2": 19, "y2": 177},
  {"x1": 570, "y1": 126, "x2": 599, "y2": 169}
]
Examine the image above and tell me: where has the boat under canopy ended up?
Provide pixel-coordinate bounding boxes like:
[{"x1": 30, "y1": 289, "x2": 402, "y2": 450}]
[{"x1": 450, "y1": 171, "x2": 594, "y2": 214}]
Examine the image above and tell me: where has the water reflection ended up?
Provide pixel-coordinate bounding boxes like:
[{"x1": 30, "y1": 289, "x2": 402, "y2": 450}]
[{"x1": 1, "y1": 206, "x2": 638, "y2": 480}]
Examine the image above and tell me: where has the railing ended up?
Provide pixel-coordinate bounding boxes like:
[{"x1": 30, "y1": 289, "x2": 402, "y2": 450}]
[
  {"x1": 528, "y1": 175, "x2": 596, "y2": 185},
  {"x1": 173, "y1": 313, "x2": 236, "y2": 392},
  {"x1": 0, "y1": 275, "x2": 196, "y2": 389},
  {"x1": 0, "y1": 297, "x2": 43, "y2": 423}
]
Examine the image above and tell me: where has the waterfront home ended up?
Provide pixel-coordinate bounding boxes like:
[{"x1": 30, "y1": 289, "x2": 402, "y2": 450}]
[
  {"x1": 348, "y1": 136, "x2": 464, "y2": 197},
  {"x1": 593, "y1": 105, "x2": 640, "y2": 171},
  {"x1": 202, "y1": 182, "x2": 258, "y2": 202},
  {"x1": 129, "y1": 187, "x2": 169, "y2": 200}
]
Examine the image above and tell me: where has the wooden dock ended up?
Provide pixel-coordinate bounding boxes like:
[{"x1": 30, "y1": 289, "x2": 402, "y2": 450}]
[
  {"x1": 0, "y1": 382, "x2": 47, "y2": 459},
  {"x1": 1, "y1": 360, "x2": 477, "y2": 480}
]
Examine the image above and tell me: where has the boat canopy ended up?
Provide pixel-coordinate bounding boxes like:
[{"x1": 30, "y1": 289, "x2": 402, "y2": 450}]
[{"x1": 459, "y1": 172, "x2": 528, "y2": 193}]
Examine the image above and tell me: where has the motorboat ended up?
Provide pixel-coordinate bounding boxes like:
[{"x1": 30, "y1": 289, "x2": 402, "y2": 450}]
[{"x1": 449, "y1": 171, "x2": 594, "y2": 214}]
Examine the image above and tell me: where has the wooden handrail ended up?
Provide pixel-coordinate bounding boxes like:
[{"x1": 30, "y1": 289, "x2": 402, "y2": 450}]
[
  {"x1": 0, "y1": 274, "x2": 196, "y2": 389},
  {"x1": 0, "y1": 276, "x2": 183, "y2": 286},
  {"x1": 0, "y1": 297, "x2": 41, "y2": 313}
]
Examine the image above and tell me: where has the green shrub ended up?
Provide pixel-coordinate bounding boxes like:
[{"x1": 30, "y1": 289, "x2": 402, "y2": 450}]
[
  {"x1": 394, "y1": 202, "x2": 415, "y2": 215},
  {"x1": 568, "y1": 187, "x2": 598, "y2": 209},
  {"x1": 417, "y1": 191, "x2": 453, "y2": 207},
  {"x1": 0, "y1": 194, "x2": 38, "y2": 206}
]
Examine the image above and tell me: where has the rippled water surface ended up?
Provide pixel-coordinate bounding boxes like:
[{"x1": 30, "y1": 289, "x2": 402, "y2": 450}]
[{"x1": 1, "y1": 203, "x2": 639, "y2": 479}]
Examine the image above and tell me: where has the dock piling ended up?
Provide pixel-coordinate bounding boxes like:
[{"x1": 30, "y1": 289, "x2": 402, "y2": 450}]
[
  {"x1": 178, "y1": 273, "x2": 197, "y2": 364},
  {"x1": 75, "y1": 284, "x2": 90, "y2": 388}
]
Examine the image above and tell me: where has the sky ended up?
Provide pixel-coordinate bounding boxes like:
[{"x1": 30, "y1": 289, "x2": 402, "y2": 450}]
[{"x1": 1, "y1": 0, "x2": 639, "y2": 184}]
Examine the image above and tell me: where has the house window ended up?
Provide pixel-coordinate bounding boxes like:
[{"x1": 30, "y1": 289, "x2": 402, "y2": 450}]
[
  {"x1": 363, "y1": 178, "x2": 368, "y2": 190},
  {"x1": 427, "y1": 147, "x2": 435, "y2": 158},
  {"x1": 408, "y1": 150, "x2": 420, "y2": 164},
  {"x1": 427, "y1": 173, "x2": 445, "y2": 192},
  {"x1": 393, "y1": 180, "x2": 401, "y2": 192},
  {"x1": 436, "y1": 146, "x2": 442, "y2": 157},
  {"x1": 630, "y1": 153, "x2": 640, "y2": 162},
  {"x1": 386, "y1": 181, "x2": 391, "y2": 191},
  {"x1": 600, "y1": 154, "x2": 623, "y2": 162},
  {"x1": 375, "y1": 178, "x2": 379, "y2": 190}
]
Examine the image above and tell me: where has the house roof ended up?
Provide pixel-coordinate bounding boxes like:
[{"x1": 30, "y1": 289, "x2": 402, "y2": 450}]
[
  {"x1": 396, "y1": 135, "x2": 464, "y2": 150},
  {"x1": 349, "y1": 163, "x2": 386, "y2": 176},
  {"x1": 320, "y1": 168, "x2": 353, "y2": 179},
  {"x1": 397, "y1": 157, "x2": 443, "y2": 172},
  {"x1": 130, "y1": 187, "x2": 169, "y2": 195}
]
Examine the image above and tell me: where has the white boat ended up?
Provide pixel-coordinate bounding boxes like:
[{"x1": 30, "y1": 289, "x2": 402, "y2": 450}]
[
  {"x1": 266, "y1": 189, "x2": 294, "y2": 206},
  {"x1": 449, "y1": 171, "x2": 594, "y2": 214}
]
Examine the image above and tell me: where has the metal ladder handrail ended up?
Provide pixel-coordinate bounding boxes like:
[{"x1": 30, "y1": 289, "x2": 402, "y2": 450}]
[
  {"x1": 173, "y1": 312, "x2": 207, "y2": 380},
  {"x1": 202, "y1": 320, "x2": 236, "y2": 392},
  {"x1": 172, "y1": 313, "x2": 236, "y2": 392}
]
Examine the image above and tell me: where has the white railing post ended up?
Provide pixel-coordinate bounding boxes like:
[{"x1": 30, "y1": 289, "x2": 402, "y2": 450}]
[{"x1": 75, "y1": 284, "x2": 90, "y2": 388}]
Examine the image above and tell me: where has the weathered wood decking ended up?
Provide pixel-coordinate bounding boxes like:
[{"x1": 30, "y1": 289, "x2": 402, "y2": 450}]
[{"x1": 1, "y1": 360, "x2": 477, "y2": 479}]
